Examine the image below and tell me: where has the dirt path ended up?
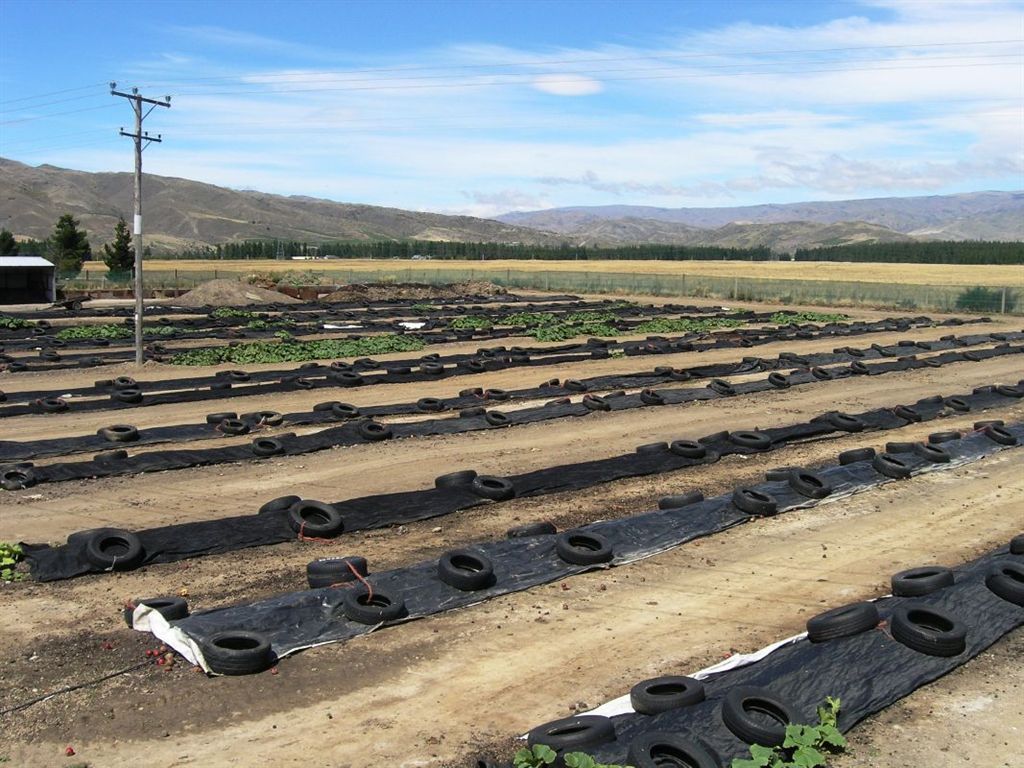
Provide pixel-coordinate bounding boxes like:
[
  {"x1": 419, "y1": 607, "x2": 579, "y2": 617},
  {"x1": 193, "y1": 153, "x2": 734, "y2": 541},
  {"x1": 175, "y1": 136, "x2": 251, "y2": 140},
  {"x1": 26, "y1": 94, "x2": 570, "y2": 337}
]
[{"x1": 1, "y1": 441, "x2": 1020, "y2": 767}]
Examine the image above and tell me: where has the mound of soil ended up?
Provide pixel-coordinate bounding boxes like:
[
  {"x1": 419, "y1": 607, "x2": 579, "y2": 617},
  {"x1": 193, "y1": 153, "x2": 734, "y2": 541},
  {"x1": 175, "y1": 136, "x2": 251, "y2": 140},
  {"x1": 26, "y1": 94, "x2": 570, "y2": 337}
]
[
  {"x1": 320, "y1": 280, "x2": 506, "y2": 303},
  {"x1": 175, "y1": 279, "x2": 300, "y2": 307}
]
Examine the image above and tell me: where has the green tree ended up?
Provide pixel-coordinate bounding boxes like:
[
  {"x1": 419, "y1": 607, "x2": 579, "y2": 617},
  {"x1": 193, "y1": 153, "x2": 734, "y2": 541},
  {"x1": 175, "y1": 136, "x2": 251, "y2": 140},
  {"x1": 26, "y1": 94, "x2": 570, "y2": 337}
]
[
  {"x1": 102, "y1": 216, "x2": 134, "y2": 275},
  {"x1": 0, "y1": 228, "x2": 18, "y2": 256},
  {"x1": 49, "y1": 214, "x2": 91, "y2": 273}
]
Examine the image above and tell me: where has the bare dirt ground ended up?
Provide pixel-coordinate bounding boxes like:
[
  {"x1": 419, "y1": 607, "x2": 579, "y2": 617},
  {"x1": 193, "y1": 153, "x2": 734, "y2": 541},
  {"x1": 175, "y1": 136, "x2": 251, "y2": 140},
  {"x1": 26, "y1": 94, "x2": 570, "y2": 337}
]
[{"x1": 0, "y1": 296, "x2": 1021, "y2": 768}]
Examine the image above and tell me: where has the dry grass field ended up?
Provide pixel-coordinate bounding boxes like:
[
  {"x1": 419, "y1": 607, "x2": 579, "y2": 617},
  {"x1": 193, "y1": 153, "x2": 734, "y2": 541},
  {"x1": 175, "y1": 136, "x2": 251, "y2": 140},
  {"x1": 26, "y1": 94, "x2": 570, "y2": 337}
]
[{"x1": 81, "y1": 258, "x2": 1023, "y2": 288}]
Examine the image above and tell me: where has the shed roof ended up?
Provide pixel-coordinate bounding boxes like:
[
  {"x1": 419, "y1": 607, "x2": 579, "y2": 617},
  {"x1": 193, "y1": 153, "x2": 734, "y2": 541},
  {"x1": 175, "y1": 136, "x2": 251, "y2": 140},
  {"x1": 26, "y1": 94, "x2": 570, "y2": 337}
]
[{"x1": 0, "y1": 256, "x2": 55, "y2": 268}]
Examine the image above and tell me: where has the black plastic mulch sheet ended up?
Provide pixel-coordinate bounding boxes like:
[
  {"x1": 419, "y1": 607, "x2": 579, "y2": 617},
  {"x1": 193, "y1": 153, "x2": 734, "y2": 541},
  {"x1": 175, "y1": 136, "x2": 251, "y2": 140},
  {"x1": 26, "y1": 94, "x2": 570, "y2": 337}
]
[
  {"x1": 7, "y1": 343, "x2": 1022, "y2": 492},
  {"x1": 140, "y1": 424, "x2": 1022, "y2": 672},
  {"x1": 511, "y1": 545, "x2": 1024, "y2": 767},
  {"x1": 0, "y1": 303, "x2": 758, "y2": 369},
  {"x1": 0, "y1": 313, "x2": 986, "y2": 379},
  {"x1": 21, "y1": 385, "x2": 1024, "y2": 582},
  {"x1": 0, "y1": 292, "x2": 585, "y2": 321},
  {"x1": 6, "y1": 330, "x2": 1019, "y2": 461}
]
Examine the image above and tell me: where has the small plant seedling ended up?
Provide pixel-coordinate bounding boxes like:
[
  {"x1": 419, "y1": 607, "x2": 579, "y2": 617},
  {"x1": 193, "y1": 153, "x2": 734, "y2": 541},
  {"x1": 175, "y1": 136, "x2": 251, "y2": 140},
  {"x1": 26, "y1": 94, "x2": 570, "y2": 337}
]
[
  {"x1": 0, "y1": 542, "x2": 25, "y2": 581},
  {"x1": 731, "y1": 696, "x2": 846, "y2": 768},
  {"x1": 512, "y1": 744, "x2": 632, "y2": 768}
]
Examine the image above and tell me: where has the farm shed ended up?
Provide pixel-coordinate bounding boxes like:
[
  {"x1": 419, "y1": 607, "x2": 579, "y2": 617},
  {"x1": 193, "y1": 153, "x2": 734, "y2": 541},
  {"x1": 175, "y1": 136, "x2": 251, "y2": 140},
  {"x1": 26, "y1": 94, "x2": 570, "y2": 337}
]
[{"x1": 0, "y1": 256, "x2": 56, "y2": 304}]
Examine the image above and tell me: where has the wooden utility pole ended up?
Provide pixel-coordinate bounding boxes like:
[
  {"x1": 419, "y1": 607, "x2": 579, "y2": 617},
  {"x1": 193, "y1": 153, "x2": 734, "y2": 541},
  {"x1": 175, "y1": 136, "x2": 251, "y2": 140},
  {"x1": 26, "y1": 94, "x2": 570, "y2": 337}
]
[{"x1": 111, "y1": 82, "x2": 170, "y2": 365}]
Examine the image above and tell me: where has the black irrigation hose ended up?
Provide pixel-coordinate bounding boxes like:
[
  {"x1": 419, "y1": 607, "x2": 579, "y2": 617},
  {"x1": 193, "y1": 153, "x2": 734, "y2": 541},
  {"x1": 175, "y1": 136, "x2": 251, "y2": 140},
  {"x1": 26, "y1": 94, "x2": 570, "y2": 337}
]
[
  {"x1": 5, "y1": 344, "x2": 1021, "y2": 493},
  {"x1": 0, "y1": 661, "x2": 151, "y2": 716},
  {"x1": 484, "y1": 541, "x2": 1024, "y2": 767},
  {"x1": 22, "y1": 381, "x2": 1023, "y2": 582},
  {"x1": 133, "y1": 423, "x2": 1024, "y2": 672},
  {"x1": 2, "y1": 330, "x2": 1019, "y2": 462}
]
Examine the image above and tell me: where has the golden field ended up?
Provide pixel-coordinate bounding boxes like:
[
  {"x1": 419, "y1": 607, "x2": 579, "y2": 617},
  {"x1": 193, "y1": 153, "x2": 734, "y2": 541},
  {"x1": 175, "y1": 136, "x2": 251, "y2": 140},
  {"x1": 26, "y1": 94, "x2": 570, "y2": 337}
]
[{"x1": 81, "y1": 258, "x2": 1021, "y2": 287}]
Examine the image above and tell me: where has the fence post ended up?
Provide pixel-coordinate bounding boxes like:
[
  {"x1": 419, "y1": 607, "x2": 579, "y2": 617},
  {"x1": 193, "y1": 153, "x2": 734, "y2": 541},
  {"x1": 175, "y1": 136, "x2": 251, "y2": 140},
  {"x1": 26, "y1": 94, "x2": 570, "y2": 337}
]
[
  {"x1": 1001, "y1": 287, "x2": 1007, "y2": 314},
  {"x1": 732, "y1": 276, "x2": 738, "y2": 300}
]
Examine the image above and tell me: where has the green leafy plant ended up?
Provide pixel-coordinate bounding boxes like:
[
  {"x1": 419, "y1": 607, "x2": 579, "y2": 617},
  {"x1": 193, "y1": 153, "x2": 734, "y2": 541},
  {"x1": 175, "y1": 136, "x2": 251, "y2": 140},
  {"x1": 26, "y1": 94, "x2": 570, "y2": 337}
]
[
  {"x1": 732, "y1": 696, "x2": 846, "y2": 768},
  {"x1": 211, "y1": 307, "x2": 259, "y2": 319},
  {"x1": 0, "y1": 315, "x2": 31, "y2": 330},
  {"x1": 768, "y1": 311, "x2": 850, "y2": 325},
  {"x1": 170, "y1": 333, "x2": 425, "y2": 366},
  {"x1": 513, "y1": 744, "x2": 631, "y2": 768},
  {"x1": 633, "y1": 317, "x2": 744, "y2": 334},
  {"x1": 450, "y1": 316, "x2": 493, "y2": 330},
  {"x1": 410, "y1": 303, "x2": 439, "y2": 313},
  {"x1": 1, "y1": 542, "x2": 25, "y2": 581},
  {"x1": 54, "y1": 324, "x2": 178, "y2": 340}
]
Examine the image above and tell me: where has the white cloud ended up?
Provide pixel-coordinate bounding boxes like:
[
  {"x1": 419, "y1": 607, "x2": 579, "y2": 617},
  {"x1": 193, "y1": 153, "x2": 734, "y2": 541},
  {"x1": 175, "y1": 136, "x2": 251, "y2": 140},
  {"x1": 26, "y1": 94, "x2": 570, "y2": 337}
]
[
  {"x1": 22, "y1": 0, "x2": 1022, "y2": 213},
  {"x1": 531, "y1": 73, "x2": 604, "y2": 96}
]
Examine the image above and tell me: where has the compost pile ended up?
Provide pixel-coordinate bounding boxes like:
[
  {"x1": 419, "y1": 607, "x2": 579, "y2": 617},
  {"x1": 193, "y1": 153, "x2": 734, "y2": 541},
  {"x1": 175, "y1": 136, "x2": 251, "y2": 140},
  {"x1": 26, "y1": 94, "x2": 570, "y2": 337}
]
[{"x1": 174, "y1": 279, "x2": 300, "y2": 307}]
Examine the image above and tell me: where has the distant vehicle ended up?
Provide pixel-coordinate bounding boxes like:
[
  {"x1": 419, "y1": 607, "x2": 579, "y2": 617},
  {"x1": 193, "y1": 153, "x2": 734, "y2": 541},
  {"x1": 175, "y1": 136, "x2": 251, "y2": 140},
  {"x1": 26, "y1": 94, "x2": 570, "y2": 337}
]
[{"x1": 410, "y1": 254, "x2": 432, "y2": 260}]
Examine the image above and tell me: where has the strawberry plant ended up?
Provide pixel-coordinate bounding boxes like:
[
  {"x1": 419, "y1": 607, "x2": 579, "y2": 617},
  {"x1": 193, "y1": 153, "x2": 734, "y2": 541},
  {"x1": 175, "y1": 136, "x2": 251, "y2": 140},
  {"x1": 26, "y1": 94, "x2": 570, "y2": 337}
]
[
  {"x1": 450, "y1": 316, "x2": 493, "y2": 330},
  {"x1": 732, "y1": 697, "x2": 846, "y2": 768}
]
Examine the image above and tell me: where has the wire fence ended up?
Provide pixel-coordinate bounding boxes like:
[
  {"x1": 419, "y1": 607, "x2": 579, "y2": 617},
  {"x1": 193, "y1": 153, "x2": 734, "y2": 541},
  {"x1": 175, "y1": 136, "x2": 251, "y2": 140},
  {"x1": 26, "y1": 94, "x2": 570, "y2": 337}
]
[{"x1": 59, "y1": 266, "x2": 1022, "y2": 314}]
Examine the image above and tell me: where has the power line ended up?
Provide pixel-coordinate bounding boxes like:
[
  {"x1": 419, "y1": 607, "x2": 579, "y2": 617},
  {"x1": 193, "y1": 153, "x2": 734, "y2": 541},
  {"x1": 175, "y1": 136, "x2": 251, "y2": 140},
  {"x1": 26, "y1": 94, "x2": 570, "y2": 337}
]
[
  {"x1": 0, "y1": 103, "x2": 118, "y2": 126},
  {"x1": 0, "y1": 81, "x2": 108, "y2": 107}
]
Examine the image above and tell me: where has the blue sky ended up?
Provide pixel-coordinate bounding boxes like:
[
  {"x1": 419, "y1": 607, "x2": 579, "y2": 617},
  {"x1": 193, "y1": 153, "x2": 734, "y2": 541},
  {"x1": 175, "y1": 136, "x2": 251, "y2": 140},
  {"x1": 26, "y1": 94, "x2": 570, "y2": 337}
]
[{"x1": 1, "y1": 0, "x2": 1021, "y2": 217}]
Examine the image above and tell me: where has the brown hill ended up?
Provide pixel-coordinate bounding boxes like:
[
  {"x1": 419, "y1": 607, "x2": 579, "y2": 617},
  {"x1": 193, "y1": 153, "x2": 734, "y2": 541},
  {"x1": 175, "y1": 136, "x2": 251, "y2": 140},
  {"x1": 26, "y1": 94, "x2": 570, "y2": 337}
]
[{"x1": 0, "y1": 158, "x2": 561, "y2": 251}]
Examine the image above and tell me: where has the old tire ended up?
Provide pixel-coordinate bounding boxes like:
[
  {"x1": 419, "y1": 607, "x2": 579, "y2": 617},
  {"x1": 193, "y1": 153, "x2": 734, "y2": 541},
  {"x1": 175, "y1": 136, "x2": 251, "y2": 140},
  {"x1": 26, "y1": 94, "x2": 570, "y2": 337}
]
[
  {"x1": 307, "y1": 556, "x2": 368, "y2": 589},
  {"x1": 839, "y1": 447, "x2": 875, "y2": 465},
  {"x1": 626, "y1": 732, "x2": 718, "y2": 768},
  {"x1": 84, "y1": 528, "x2": 144, "y2": 570},
  {"x1": 872, "y1": 452, "x2": 913, "y2": 479},
  {"x1": 891, "y1": 566, "x2": 955, "y2": 597},
  {"x1": 630, "y1": 676, "x2": 705, "y2": 715},
  {"x1": 806, "y1": 602, "x2": 879, "y2": 642},
  {"x1": 287, "y1": 500, "x2": 344, "y2": 537},
  {"x1": 202, "y1": 630, "x2": 273, "y2": 675},
  {"x1": 788, "y1": 469, "x2": 833, "y2": 499},
  {"x1": 435, "y1": 470, "x2": 478, "y2": 489},
  {"x1": 722, "y1": 686, "x2": 798, "y2": 747},
  {"x1": 658, "y1": 490, "x2": 704, "y2": 509},
  {"x1": 98, "y1": 424, "x2": 139, "y2": 443},
  {"x1": 732, "y1": 488, "x2": 778, "y2": 516},
  {"x1": 123, "y1": 596, "x2": 189, "y2": 628},
  {"x1": 985, "y1": 563, "x2": 1024, "y2": 606},
  {"x1": 555, "y1": 531, "x2": 613, "y2": 565},
  {"x1": 470, "y1": 475, "x2": 515, "y2": 501},
  {"x1": 890, "y1": 605, "x2": 967, "y2": 657},
  {"x1": 341, "y1": 586, "x2": 407, "y2": 624},
  {"x1": 437, "y1": 548, "x2": 495, "y2": 591},
  {"x1": 526, "y1": 715, "x2": 615, "y2": 754},
  {"x1": 258, "y1": 495, "x2": 301, "y2": 514},
  {"x1": 506, "y1": 521, "x2": 557, "y2": 538}
]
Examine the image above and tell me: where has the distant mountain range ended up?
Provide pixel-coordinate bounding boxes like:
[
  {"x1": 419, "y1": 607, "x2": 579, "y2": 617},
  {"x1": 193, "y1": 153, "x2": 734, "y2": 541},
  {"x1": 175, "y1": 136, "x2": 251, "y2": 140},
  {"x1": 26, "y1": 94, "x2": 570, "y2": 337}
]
[
  {"x1": 1, "y1": 158, "x2": 1020, "y2": 253},
  {"x1": 0, "y1": 158, "x2": 559, "y2": 251},
  {"x1": 497, "y1": 191, "x2": 1024, "y2": 246}
]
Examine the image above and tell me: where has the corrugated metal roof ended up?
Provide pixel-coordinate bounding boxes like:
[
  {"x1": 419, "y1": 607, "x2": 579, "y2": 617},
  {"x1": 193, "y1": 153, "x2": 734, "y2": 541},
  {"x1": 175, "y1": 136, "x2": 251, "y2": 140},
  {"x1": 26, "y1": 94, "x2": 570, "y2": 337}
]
[{"x1": 0, "y1": 256, "x2": 55, "y2": 268}]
